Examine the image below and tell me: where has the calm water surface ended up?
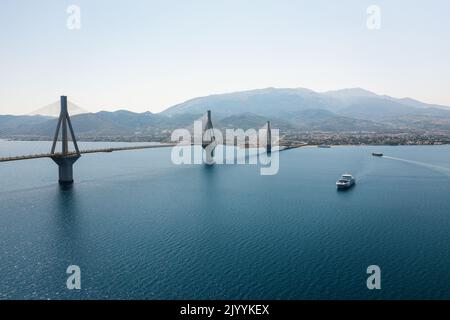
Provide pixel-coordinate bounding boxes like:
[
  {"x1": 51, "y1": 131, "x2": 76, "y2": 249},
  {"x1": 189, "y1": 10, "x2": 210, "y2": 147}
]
[{"x1": 0, "y1": 141, "x2": 450, "y2": 299}]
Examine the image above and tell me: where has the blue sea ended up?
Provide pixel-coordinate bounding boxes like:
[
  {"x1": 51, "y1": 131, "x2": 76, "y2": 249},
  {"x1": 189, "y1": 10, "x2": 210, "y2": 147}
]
[{"x1": 0, "y1": 141, "x2": 450, "y2": 299}]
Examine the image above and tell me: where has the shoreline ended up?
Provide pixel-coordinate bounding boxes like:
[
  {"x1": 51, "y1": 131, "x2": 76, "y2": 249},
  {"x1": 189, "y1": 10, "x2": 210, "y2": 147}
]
[{"x1": 1, "y1": 139, "x2": 449, "y2": 148}]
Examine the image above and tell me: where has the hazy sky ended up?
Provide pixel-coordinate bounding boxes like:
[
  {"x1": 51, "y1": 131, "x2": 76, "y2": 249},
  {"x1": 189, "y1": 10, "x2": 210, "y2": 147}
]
[{"x1": 1, "y1": 0, "x2": 449, "y2": 115}]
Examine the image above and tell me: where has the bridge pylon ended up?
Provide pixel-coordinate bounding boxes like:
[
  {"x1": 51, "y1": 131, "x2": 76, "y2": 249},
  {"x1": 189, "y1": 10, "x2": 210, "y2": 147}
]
[
  {"x1": 202, "y1": 110, "x2": 216, "y2": 164},
  {"x1": 50, "y1": 96, "x2": 81, "y2": 185},
  {"x1": 266, "y1": 121, "x2": 272, "y2": 154},
  {"x1": 202, "y1": 110, "x2": 215, "y2": 149}
]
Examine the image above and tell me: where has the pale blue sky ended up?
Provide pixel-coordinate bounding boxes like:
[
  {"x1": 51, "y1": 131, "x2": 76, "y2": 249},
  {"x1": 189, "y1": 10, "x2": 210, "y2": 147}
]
[{"x1": 1, "y1": 0, "x2": 449, "y2": 114}]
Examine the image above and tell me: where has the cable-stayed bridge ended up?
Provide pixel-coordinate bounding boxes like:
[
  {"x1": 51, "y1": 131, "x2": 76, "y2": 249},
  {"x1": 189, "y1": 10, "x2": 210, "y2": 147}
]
[
  {"x1": 28, "y1": 99, "x2": 88, "y2": 117},
  {"x1": 0, "y1": 96, "x2": 301, "y2": 185}
]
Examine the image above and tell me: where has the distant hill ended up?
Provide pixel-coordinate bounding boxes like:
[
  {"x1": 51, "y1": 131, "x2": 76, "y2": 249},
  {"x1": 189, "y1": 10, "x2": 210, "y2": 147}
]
[
  {"x1": 0, "y1": 115, "x2": 53, "y2": 137},
  {"x1": 164, "y1": 87, "x2": 450, "y2": 119},
  {"x1": 163, "y1": 88, "x2": 342, "y2": 118},
  {"x1": 216, "y1": 112, "x2": 296, "y2": 131},
  {"x1": 2, "y1": 87, "x2": 450, "y2": 141},
  {"x1": 162, "y1": 87, "x2": 450, "y2": 132},
  {"x1": 0, "y1": 110, "x2": 203, "y2": 141}
]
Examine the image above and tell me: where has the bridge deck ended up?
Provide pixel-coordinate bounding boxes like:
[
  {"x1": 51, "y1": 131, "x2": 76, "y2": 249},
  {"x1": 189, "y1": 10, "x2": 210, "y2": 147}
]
[
  {"x1": 0, "y1": 142, "x2": 303, "y2": 163},
  {"x1": 0, "y1": 143, "x2": 177, "y2": 162}
]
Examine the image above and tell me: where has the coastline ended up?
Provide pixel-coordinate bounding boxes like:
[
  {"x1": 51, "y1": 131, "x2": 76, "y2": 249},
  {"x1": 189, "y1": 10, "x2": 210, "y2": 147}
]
[{"x1": 1, "y1": 139, "x2": 449, "y2": 147}]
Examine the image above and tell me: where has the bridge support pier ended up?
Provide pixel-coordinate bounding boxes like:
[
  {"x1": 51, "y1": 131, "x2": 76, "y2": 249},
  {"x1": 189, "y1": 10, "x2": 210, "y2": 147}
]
[
  {"x1": 51, "y1": 155, "x2": 80, "y2": 185},
  {"x1": 50, "y1": 96, "x2": 81, "y2": 185}
]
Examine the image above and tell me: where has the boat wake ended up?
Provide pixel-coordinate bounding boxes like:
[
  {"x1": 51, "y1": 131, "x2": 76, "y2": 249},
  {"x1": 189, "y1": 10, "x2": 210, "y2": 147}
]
[{"x1": 383, "y1": 156, "x2": 450, "y2": 177}]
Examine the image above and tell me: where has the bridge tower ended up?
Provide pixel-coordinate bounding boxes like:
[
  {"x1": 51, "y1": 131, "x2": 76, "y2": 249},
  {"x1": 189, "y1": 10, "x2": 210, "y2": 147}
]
[
  {"x1": 50, "y1": 96, "x2": 81, "y2": 185},
  {"x1": 266, "y1": 121, "x2": 272, "y2": 154},
  {"x1": 202, "y1": 110, "x2": 215, "y2": 149},
  {"x1": 202, "y1": 110, "x2": 216, "y2": 163}
]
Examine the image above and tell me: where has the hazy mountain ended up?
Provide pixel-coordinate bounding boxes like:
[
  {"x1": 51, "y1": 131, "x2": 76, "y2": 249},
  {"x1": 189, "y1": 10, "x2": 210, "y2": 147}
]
[
  {"x1": 2, "y1": 87, "x2": 450, "y2": 140},
  {"x1": 0, "y1": 115, "x2": 53, "y2": 137},
  {"x1": 216, "y1": 112, "x2": 297, "y2": 131},
  {"x1": 324, "y1": 87, "x2": 379, "y2": 99},
  {"x1": 325, "y1": 88, "x2": 450, "y2": 111},
  {"x1": 163, "y1": 87, "x2": 343, "y2": 118},
  {"x1": 0, "y1": 110, "x2": 204, "y2": 140},
  {"x1": 307, "y1": 116, "x2": 391, "y2": 132},
  {"x1": 163, "y1": 87, "x2": 450, "y2": 122}
]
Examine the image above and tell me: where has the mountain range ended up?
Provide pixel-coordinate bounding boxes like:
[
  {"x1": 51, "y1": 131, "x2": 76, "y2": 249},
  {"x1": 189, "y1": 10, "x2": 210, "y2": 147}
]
[{"x1": 2, "y1": 88, "x2": 450, "y2": 141}]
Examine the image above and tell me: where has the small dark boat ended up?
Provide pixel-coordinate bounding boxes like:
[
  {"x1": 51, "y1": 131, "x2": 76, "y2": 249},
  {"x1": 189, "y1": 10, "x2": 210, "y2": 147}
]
[{"x1": 372, "y1": 152, "x2": 383, "y2": 157}]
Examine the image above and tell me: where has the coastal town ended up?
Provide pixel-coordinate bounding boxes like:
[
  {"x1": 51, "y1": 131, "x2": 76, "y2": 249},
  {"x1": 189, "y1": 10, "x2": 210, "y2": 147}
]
[{"x1": 280, "y1": 132, "x2": 450, "y2": 146}]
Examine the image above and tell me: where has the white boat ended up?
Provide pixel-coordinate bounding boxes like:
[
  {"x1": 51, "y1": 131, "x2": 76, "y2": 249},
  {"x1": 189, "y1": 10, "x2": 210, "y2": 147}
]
[{"x1": 336, "y1": 174, "x2": 355, "y2": 190}]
